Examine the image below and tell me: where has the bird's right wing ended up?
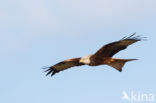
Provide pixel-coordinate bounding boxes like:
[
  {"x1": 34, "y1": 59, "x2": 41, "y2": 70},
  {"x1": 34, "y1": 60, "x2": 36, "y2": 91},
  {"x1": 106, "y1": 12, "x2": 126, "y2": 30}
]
[
  {"x1": 44, "y1": 58, "x2": 85, "y2": 76},
  {"x1": 93, "y1": 33, "x2": 144, "y2": 58}
]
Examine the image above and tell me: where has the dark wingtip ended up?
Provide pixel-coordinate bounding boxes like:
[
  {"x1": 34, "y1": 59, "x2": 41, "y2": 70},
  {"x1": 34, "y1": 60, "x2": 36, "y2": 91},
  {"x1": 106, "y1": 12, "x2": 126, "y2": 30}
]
[
  {"x1": 121, "y1": 33, "x2": 147, "y2": 41},
  {"x1": 44, "y1": 67, "x2": 59, "y2": 77}
]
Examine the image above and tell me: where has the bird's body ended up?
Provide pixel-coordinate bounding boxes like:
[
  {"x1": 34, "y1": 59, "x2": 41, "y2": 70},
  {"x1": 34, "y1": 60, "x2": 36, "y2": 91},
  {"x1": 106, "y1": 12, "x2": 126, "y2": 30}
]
[
  {"x1": 44, "y1": 33, "x2": 144, "y2": 76},
  {"x1": 80, "y1": 55, "x2": 113, "y2": 66}
]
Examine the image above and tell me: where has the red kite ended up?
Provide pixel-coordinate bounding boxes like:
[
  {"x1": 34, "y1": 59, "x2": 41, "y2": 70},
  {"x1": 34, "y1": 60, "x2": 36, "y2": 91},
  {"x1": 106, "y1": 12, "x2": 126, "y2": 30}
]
[{"x1": 44, "y1": 33, "x2": 144, "y2": 76}]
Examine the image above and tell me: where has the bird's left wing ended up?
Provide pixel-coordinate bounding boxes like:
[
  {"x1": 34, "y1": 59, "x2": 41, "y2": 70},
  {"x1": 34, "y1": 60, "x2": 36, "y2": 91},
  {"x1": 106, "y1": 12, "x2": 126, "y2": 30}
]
[
  {"x1": 93, "y1": 33, "x2": 144, "y2": 58},
  {"x1": 44, "y1": 58, "x2": 85, "y2": 76}
]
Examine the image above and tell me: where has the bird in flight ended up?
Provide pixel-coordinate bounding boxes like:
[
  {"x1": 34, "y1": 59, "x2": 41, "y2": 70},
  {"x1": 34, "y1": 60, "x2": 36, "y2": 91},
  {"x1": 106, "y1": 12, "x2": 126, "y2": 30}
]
[{"x1": 44, "y1": 33, "x2": 144, "y2": 76}]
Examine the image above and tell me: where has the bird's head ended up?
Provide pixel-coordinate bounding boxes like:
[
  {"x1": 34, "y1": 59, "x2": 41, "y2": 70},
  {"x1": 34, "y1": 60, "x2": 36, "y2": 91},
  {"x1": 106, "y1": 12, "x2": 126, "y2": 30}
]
[{"x1": 79, "y1": 55, "x2": 92, "y2": 64}]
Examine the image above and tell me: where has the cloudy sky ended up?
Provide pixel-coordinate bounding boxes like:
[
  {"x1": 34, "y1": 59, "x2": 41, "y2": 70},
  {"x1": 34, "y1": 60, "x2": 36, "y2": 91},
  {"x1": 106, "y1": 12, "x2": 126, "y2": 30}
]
[{"x1": 0, "y1": 0, "x2": 156, "y2": 103}]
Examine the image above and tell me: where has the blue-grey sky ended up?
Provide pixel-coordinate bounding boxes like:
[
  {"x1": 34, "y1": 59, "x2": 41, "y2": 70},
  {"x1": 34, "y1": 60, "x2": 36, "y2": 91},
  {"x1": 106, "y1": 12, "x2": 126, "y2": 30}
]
[{"x1": 0, "y1": 0, "x2": 156, "y2": 103}]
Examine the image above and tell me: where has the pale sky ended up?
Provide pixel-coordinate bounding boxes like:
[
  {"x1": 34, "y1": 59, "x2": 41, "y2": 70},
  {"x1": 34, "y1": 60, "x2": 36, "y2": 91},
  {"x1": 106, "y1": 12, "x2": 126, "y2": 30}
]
[{"x1": 0, "y1": 0, "x2": 156, "y2": 103}]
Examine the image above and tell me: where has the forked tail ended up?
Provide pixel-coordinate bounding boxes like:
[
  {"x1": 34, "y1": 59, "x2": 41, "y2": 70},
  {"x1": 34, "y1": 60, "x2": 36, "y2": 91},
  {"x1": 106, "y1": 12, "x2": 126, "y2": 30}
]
[{"x1": 107, "y1": 58, "x2": 137, "y2": 72}]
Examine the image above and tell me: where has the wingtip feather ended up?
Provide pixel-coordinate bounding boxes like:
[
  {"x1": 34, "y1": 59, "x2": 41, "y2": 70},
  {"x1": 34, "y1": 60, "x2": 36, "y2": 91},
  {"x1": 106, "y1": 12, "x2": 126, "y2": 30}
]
[
  {"x1": 121, "y1": 33, "x2": 146, "y2": 41},
  {"x1": 44, "y1": 67, "x2": 59, "y2": 77}
]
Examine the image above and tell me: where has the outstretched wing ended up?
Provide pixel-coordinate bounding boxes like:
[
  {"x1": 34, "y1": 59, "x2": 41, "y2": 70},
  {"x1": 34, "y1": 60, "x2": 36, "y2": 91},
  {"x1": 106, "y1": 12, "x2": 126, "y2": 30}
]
[
  {"x1": 44, "y1": 58, "x2": 85, "y2": 76},
  {"x1": 93, "y1": 33, "x2": 144, "y2": 57}
]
